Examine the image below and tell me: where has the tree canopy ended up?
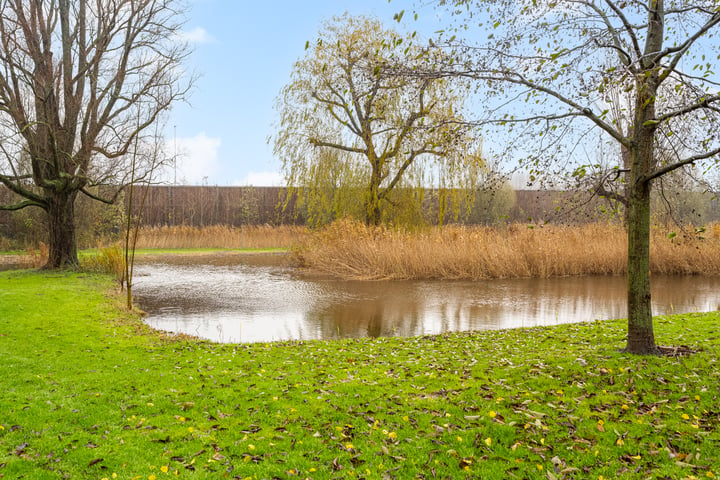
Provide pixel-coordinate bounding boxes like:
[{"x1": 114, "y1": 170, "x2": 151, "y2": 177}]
[
  {"x1": 273, "y1": 14, "x2": 484, "y2": 226},
  {"x1": 424, "y1": 0, "x2": 720, "y2": 354},
  {"x1": 0, "y1": 0, "x2": 191, "y2": 268}
]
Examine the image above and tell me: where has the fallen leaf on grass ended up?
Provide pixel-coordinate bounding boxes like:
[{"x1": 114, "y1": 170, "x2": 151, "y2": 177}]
[{"x1": 15, "y1": 442, "x2": 29, "y2": 456}]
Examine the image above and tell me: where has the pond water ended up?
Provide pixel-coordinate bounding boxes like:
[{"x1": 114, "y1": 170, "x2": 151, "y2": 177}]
[{"x1": 132, "y1": 254, "x2": 720, "y2": 343}]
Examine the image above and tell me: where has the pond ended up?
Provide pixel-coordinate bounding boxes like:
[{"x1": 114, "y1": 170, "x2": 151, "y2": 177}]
[{"x1": 132, "y1": 254, "x2": 720, "y2": 343}]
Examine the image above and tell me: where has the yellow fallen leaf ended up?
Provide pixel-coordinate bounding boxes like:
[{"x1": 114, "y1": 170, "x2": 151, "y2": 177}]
[{"x1": 485, "y1": 437, "x2": 492, "y2": 446}]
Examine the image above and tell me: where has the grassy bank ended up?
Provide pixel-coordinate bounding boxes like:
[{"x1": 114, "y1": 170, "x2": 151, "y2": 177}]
[
  {"x1": 293, "y1": 219, "x2": 720, "y2": 280},
  {"x1": 1, "y1": 271, "x2": 719, "y2": 479}
]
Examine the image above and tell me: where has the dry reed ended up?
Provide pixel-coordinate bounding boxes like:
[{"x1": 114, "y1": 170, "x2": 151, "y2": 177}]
[
  {"x1": 292, "y1": 218, "x2": 720, "y2": 280},
  {"x1": 134, "y1": 224, "x2": 308, "y2": 249},
  {"x1": 81, "y1": 244, "x2": 126, "y2": 285},
  {"x1": 24, "y1": 242, "x2": 49, "y2": 269}
]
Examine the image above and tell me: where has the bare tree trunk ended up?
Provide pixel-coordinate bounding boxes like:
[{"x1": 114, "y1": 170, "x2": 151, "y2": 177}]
[
  {"x1": 625, "y1": 180, "x2": 657, "y2": 353},
  {"x1": 624, "y1": 126, "x2": 658, "y2": 354},
  {"x1": 366, "y1": 200, "x2": 381, "y2": 226},
  {"x1": 45, "y1": 191, "x2": 79, "y2": 269},
  {"x1": 365, "y1": 167, "x2": 382, "y2": 226}
]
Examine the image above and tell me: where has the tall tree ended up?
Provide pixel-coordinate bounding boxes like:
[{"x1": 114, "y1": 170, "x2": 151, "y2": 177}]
[
  {"x1": 0, "y1": 0, "x2": 191, "y2": 268},
  {"x1": 273, "y1": 14, "x2": 481, "y2": 226},
  {"x1": 427, "y1": 0, "x2": 720, "y2": 354}
]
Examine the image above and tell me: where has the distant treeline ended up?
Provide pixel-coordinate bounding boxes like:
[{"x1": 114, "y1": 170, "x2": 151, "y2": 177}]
[{"x1": 1, "y1": 185, "x2": 719, "y2": 248}]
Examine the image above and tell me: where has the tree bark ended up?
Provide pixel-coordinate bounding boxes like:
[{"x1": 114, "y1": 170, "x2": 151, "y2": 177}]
[
  {"x1": 625, "y1": 177, "x2": 658, "y2": 354},
  {"x1": 623, "y1": 0, "x2": 663, "y2": 354},
  {"x1": 365, "y1": 197, "x2": 382, "y2": 226},
  {"x1": 45, "y1": 191, "x2": 80, "y2": 269},
  {"x1": 624, "y1": 109, "x2": 659, "y2": 354},
  {"x1": 365, "y1": 165, "x2": 382, "y2": 226}
]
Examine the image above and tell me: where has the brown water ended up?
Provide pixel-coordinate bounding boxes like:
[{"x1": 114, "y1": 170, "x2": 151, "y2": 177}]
[{"x1": 132, "y1": 254, "x2": 720, "y2": 343}]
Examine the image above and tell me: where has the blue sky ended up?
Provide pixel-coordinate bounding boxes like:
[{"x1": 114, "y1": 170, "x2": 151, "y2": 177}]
[{"x1": 166, "y1": 0, "x2": 440, "y2": 186}]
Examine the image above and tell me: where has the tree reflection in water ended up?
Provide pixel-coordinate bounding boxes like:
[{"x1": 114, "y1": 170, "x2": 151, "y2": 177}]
[{"x1": 133, "y1": 255, "x2": 720, "y2": 343}]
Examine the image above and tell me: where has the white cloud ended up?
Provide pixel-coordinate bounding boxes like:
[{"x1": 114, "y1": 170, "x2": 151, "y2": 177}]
[
  {"x1": 164, "y1": 132, "x2": 221, "y2": 185},
  {"x1": 233, "y1": 171, "x2": 285, "y2": 187},
  {"x1": 176, "y1": 27, "x2": 214, "y2": 44}
]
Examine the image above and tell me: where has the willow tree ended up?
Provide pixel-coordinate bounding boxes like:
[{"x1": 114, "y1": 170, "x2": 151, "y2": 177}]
[
  {"x1": 425, "y1": 0, "x2": 720, "y2": 354},
  {"x1": 0, "y1": 0, "x2": 191, "y2": 268},
  {"x1": 273, "y1": 14, "x2": 481, "y2": 226}
]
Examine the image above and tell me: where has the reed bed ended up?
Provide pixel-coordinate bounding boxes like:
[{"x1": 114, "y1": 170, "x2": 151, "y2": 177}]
[
  {"x1": 134, "y1": 224, "x2": 308, "y2": 249},
  {"x1": 293, "y1": 218, "x2": 720, "y2": 280},
  {"x1": 23, "y1": 242, "x2": 49, "y2": 268},
  {"x1": 81, "y1": 244, "x2": 126, "y2": 285}
]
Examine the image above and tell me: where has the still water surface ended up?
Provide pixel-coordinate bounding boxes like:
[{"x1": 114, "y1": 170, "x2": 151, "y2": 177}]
[{"x1": 133, "y1": 254, "x2": 720, "y2": 343}]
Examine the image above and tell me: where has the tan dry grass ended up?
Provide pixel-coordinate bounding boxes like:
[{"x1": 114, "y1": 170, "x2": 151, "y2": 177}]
[
  {"x1": 134, "y1": 224, "x2": 308, "y2": 249},
  {"x1": 24, "y1": 242, "x2": 49, "y2": 268},
  {"x1": 81, "y1": 244, "x2": 126, "y2": 285},
  {"x1": 292, "y1": 219, "x2": 720, "y2": 280}
]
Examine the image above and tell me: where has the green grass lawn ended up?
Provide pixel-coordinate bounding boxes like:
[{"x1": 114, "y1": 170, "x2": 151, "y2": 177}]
[{"x1": 0, "y1": 270, "x2": 718, "y2": 479}]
